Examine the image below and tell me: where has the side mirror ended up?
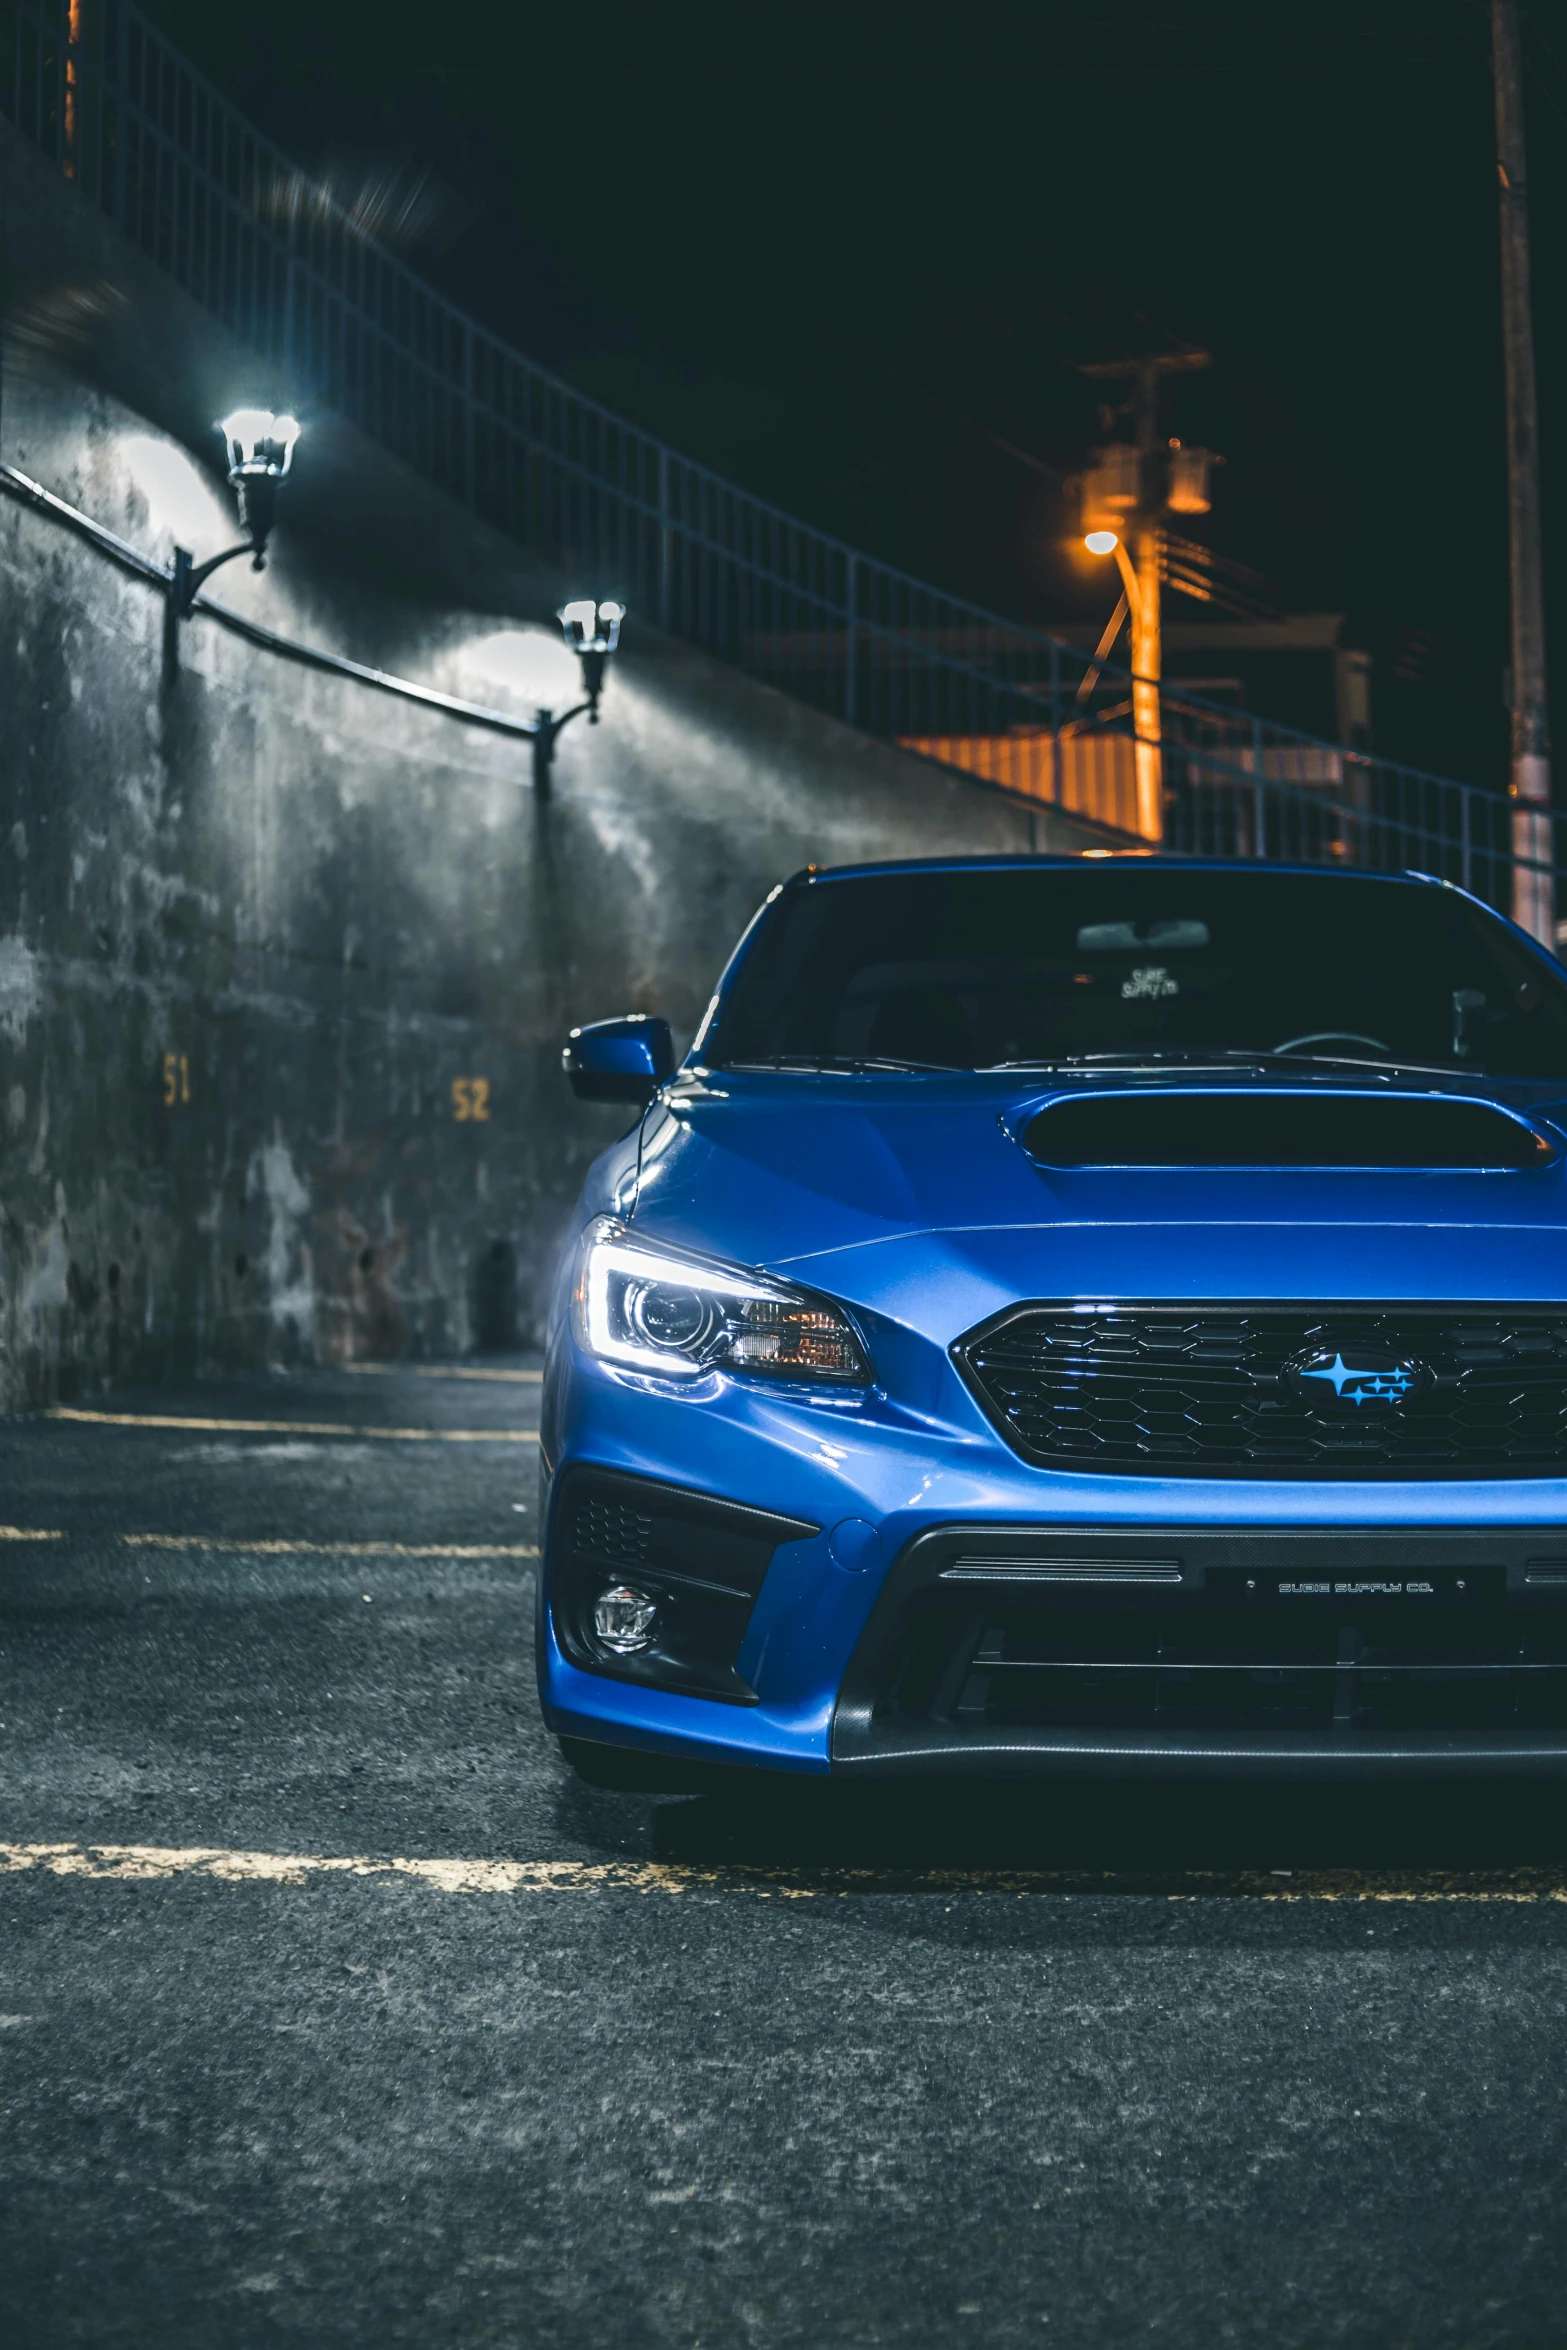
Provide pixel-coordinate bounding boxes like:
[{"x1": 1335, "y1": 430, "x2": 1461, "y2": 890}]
[{"x1": 563, "y1": 1014, "x2": 676, "y2": 1106}]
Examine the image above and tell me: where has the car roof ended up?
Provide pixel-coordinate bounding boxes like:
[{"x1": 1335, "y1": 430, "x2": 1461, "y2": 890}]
[{"x1": 794, "y1": 855, "x2": 1448, "y2": 888}]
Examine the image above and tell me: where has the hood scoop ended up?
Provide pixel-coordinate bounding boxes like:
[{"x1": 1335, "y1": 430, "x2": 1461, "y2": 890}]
[{"x1": 1019, "y1": 1090, "x2": 1557, "y2": 1171}]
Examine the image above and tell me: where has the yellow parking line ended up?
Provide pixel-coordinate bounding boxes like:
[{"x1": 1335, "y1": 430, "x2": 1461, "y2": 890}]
[
  {"x1": 0, "y1": 1843, "x2": 706, "y2": 1894},
  {"x1": 47, "y1": 1408, "x2": 535, "y2": 1442},
  {"x1": 0, "y1": 1842, "x2": 1564, "y2": 1902},
  {"x1": 117, "y1": 1535, "x2": 537, "y2": 1558},
  {"x1": 0, "y1": 1527, "x2": 536, "y2": 1557},
  {"x1": 342, "y1": 1364, "x2": 543, "y2": 1383}
]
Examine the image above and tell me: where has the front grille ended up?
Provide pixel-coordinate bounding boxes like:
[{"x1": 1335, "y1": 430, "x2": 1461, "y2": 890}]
[{"x1": 957, "y1": 1304, "x2": 1567, "y2": 1476}]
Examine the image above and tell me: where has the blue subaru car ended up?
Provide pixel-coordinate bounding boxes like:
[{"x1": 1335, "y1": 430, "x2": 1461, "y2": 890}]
[{"x1": 539, "y1": 856, "x2": 1567, "y2": 1788}]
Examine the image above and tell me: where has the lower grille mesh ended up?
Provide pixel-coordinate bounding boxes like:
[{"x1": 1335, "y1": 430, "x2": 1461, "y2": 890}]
[
  {"x1": 832, "y1": 1526, "x2": 1567, "y2": 1766},
  {"x1": 958, "y1": 1305, "x2": 1567, "y2": 1475},
  {"x1": 575, "y1": 1496, "x2": 653, "y2": 1566},
  {"x1": 886, "y1": 1587, "x2": 1567, "y2": 1739}
]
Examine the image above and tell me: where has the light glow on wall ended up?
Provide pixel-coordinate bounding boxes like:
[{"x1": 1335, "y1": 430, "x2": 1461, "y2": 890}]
[
  {"x1": 453, "y1": 626, "x2": 583, "y2": 711},
  {"x1": 118, "y1": 434, "x2": 230, "y2": 554}
]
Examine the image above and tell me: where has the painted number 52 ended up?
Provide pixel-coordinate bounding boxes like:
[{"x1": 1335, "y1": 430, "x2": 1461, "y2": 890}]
[{"x1": 452, "y1": 1077, "x2": 491, "y2": 1122}]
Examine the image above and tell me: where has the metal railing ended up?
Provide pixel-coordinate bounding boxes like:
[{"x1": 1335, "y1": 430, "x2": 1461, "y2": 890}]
[
  {"x1": 2, "y1": 0, "x2": 1558, "y2": 917},
  {"x1": 0, "y1": 456, "x2": 551, "y2": 741}
]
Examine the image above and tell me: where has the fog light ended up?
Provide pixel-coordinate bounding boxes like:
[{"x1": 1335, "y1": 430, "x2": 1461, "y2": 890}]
[{"x1": 592, "y1": 1583, "x2": 659, "y2": 1654}]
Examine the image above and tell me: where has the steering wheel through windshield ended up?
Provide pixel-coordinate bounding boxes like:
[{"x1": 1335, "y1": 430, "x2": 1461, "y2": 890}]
[{"x1": 1271, "y1": 1030, "x2": 1392, "y2": 1058}]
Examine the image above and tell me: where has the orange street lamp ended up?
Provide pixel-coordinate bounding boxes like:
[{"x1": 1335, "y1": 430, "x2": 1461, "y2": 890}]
[
  {"x1": 1077, "y1": 354, "x2": 1213, "y2": 846},
  {"x1": 1083, "y1": 527, "x2": 1142, "y2": 614},
  {"x1": 1083, "y1": 524, "x2": 1162, "y2": 843}
]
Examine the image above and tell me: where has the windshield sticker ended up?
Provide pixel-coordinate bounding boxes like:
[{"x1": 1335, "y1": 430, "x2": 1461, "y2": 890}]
[{"x1": 1121, "y1": 965, "x2": 1179, "y2": 1000}]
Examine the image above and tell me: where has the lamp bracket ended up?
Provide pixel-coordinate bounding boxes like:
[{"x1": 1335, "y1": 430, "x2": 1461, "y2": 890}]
[{"x1": 170, "y1": 539, "x2": 262, "y2": 620}]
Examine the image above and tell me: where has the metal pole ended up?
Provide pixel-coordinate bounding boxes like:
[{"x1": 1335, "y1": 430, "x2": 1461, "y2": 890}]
[
  {"x1": 1131, "y1": 515, "x2": 1163, "y2": 843},
  {"x1": 1492, "y1": 0, "x2": 1554, "y2": 945},
  {"x1": 1049, "y1": 638, "x2": 1063, "y2": 810},
  {"x1": 1081, "y1": 351, "x2": 1209, "y2": 847},
  {"x1": 1461, "y1": 785, "x2": 1473, "y2": 896},
  {"x1": 462, "y1": 320, "x2": 476, "y2": 512},
  {"x1": 282, "y1": 247, "x2": 297, "y2": 381},
  {"x1": 1130, "y1": 360, "x2": 1164, "y2": 843},
  {"x1": 113, "y1": 0, "x2": 129, "y2": 227},
  {"x1": 62, "y1": 0, "x2": 79, "y2": 182},
  {"x1": 844, "y1": 552, "x2": 858, "y2": 729},
  {"x1": 658, "y1": 446, "x2": 671, "y2": 630}
]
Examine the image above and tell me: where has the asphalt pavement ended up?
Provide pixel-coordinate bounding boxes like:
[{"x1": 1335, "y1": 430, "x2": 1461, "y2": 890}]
[{"x1": 2, "y1": 1362, "x2": 1566, "y2": 2347}]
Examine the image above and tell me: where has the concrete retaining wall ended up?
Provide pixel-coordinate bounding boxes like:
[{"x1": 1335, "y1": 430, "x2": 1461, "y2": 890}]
[{"x1": 0, "y1": 122, "x2": 1102, "y2": 1407}]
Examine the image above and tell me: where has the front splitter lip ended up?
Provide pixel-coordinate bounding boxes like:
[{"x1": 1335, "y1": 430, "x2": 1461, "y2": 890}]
[{"x1": 829, "y1": 1727, "x2": 1567, "y2": 1780}]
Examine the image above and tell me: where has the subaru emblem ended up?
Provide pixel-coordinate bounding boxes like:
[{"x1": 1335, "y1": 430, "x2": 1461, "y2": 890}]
[{"x1": 1285, "y1": 1348, "x2": 1429, "y2": 1410}]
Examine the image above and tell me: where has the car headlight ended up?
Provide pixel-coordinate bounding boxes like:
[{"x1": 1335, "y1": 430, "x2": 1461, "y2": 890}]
[{"x1": 572, "y1": 1216, "x2": 871, "y2": 1384}]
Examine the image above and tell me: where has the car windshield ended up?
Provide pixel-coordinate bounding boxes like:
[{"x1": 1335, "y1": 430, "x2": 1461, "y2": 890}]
[{"x1": 711, "y1": 866, "x2": 1567, "y2": 1079}]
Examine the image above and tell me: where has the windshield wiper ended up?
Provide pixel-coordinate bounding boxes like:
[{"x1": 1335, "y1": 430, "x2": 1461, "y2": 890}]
[
  {"x1": 984, "y1": 1048, "x2": 1270, "y2": 1072},
  {"x1": 1258, "y1": 1050, "x2": 1482, "y2": 1077},
  {"x1": 986, "y1": 1047, "x2": 1472, "y2": 1079},
  {"x1": 727, "y1": 1047, "x2": 1484, "y2": 1081},
  {"x1": 722, "y1": 1053, "x2": 961, "y2": 1074}
]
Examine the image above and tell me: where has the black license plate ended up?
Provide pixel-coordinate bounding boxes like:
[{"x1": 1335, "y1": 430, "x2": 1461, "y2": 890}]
[{"x1": 1216, "y1": 1567, "x2": 1501, "y2": 1608}]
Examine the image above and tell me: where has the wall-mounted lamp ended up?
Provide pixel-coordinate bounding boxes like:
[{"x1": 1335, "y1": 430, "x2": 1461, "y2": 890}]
[
  {"x1": 557, "y1": 599, "x2": 625, "y2": 717},
  {"x1": 170, "y1": 409, "x2": 301, "y2": 619},
  {"x1": 532, "y1": 601, "x2": 626, "y2": 793}
]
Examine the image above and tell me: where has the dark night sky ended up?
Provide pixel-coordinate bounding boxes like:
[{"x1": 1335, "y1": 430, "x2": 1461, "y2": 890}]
[{"x1": 140, "y1": 0, "x2": 1567, "y2": 790}]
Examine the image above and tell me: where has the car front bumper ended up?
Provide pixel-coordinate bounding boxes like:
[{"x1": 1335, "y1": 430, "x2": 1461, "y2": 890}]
[{"x1": 537, "y1": 1347, "x2": 1567, "y2": 1779}]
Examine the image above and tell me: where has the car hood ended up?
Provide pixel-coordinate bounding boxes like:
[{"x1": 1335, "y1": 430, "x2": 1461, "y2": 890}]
[{"x1": 628, "y1": 1068, "x2": 1567, "y2": 1334}]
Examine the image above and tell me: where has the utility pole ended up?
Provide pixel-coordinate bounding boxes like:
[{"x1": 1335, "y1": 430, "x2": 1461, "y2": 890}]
[
  {"x1": 1080, "y1": 352, "x2": 1210, "y2": 843},
  {"x1": 1492, "y1": 0, "x2": 1553, "y2": 945}
]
